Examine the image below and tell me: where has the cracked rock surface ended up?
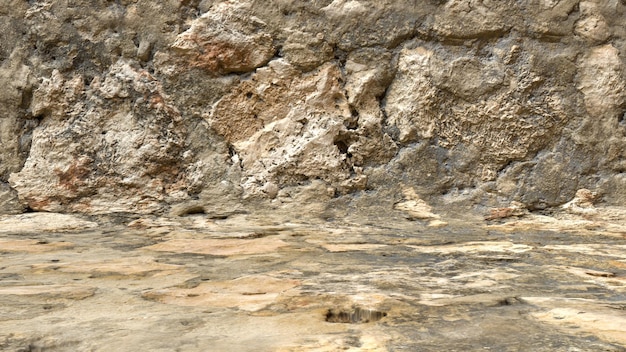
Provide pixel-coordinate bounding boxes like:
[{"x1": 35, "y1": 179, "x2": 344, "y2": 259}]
[
  {"x1": 1, "y1": 209, "x2": 626, "y2": 351},
  {"x1": 1, "y1": 1, "x2": 626, "y2": 350},
  {"x1": 0, "y1": 0, "x2": 624, "y2": 214}
]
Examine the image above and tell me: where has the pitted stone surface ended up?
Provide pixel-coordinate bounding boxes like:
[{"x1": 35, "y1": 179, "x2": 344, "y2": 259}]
[{"x1": 0, "y1": 210, "x2": 625, "y2": 351}]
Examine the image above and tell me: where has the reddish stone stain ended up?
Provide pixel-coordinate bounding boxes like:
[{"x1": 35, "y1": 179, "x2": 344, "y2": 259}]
[
  {"x1": 149, "y1": 94, "x2": 180, "y2": 119},
  {"x1": 178, "y1": 32, "x2": 273, "y2": 74},
  {"x1": 193, "y1": 41, "x2": 246, "y2": 73},
  {"x1": 27, "y1": 198, "x2": 51, "y2": 211},
  {"x1": 54, "y1": 160, "x2": 91, "y2": 193}
]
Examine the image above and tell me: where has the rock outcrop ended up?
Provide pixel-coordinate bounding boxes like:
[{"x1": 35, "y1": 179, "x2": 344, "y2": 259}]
[{"x1": 0, "y1": 0, "x2": 625, "y2": 215}]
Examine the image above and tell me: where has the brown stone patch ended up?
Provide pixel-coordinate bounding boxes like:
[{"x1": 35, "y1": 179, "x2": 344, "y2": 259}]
[
  {"x1": 208, "y1": 81, "x2": 267, "y2": 143},
  {"x1": 189, "y1": 35, "x2": 274, "y2": 74},
  {"x1": 0, "y1": 239, "x2": 74, "y2": 253}
]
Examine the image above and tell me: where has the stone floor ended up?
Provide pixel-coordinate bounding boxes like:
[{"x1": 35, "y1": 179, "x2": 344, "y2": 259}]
[{"x1": 0, "y1": 208, "x2": 625, "y2": 351}]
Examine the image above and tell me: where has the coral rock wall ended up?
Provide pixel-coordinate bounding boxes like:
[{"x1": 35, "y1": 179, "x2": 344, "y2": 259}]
[{"x1": 1, "y1": 0, "x2": 625, "y2": 214}]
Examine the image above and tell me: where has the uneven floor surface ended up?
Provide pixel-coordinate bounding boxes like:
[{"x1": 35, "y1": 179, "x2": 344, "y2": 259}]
[{"x1": 1, "y1": 208, "x2": 625, "y2": 351}]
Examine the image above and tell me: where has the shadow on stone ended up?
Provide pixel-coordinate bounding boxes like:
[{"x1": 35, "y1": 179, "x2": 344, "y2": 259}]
[{"x1": 325, "y1": 307, "x2": 387, "y2": 324}]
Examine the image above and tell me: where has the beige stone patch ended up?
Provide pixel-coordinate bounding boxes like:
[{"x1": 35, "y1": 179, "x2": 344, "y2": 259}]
[
  {"x1": 31, "y1": 257, "x2": 184, "y2": 277},
  {"x1": 306, "y1": 240, "x2": 387, "y2": 253},
  {"x1": 427, "y1": 219, "x2": 448, "y2": 228},
  {"x1": 127, "y1": 217, "x2": 183, "y2": 229},
  {"x1": 143, "y1": 237, "x2": 288, "y2": 256},
  {"x1": 577, "y1": 44, "x2": 625, "y2": 118},
  {"x1": 0, "y1": 285, "x2": 96, "y2": 300},
  {"x1": 418, "y1": 293, "x2": 521, "y2": 307},
  {"x1": 0, "y1": 239, "x2": 74, "y2": 253},
  {"x1": 559, "y1": 266, "x2": 626, "y2": 291},
  {"x1": 525, "y1": 297, "x2": 626, "y2": 346},
  {"x1": 394, "y1": 188, "x2": 440, "y2": 220},
  {"x1": 485, "y1": 207, "x2": 626, "y2": 237},
  {"x1": 408, "y1": 241, "x2": 533, "y2": 254},
  {"x1": 278, "y1": 331, "x2": 390, "y2": 352},
  {"x1": 543, "y1": 244, "x2": 626, "y2": 259},
  {"x1": 142, "y1": 275, "x2": 300, "y2": 311},
  {"x1": 450, "y1": 269, "x2": 520, "y2": 288},
  {"x1": 0, "y1": 213, "x2": 98, "y2": 233},
  {"x1": 487, "y1": 214, "x2": 592, "y2": 231},
  {"x1": 560, "y1": 189, "x2": 598, "y2": 215}
]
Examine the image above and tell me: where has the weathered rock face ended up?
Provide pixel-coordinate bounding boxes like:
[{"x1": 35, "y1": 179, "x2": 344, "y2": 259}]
[{"x1": 1, "y1": 0, "x2": 625, "y2": 214}]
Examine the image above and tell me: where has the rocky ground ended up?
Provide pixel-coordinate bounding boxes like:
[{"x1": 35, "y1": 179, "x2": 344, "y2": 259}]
[
  {"x1": 1, "y1": 3, "x2": 626, "y2": 349},
  {"x1": 1, "y1": 206, "x2": 625, "y2": 351}
]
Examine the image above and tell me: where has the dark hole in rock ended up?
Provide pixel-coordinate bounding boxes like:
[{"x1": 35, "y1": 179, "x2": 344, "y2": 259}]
[
  {"x1": 325, "y1": 307, "x2": 387, "y2": 324},
  {"x1": 20, "y1": 86, "x2": 33, "y2": 109},
  {"x1": 497, "y1": 297, "x2": 525, "y2": 306},
  {"x1": 179, "y1": 206, "x2": 206, "y2": 216},
  {"x1": 208, "y1": 214, "x2": 230, "y2": 220},
  {"x1": 335, "y1": 140, "x2": 348, "y2": 154}
]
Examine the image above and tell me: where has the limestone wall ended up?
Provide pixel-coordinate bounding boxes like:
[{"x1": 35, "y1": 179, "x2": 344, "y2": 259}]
[{"x1": 1, "y1": 0, "x2": 624, "y2": 214}]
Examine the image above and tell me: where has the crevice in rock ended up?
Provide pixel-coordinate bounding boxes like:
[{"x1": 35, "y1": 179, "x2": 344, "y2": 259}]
[
  {"x1": 496, "y1": 297, "x2": 525, "y2": 306},
  {"x1": 345, "y1": 108, "x2": 359, "y2": 130},
  {"x1": 325, "y1": 307, "x2": 387, "y2": 324},
  {"x1": 618, "y1": 103, "x2": 625, "y2": 125},
  {"x1": 19, "y1": 86, "x2": 33, "y2": 110},
  {"x1": 333, "y1": 136, "x2": 352, "y2": 158},
  {"x1": 177, "y1": 205, "x2": 206, "y2": 216},
  {"x1": 333, "y1": 46, "x2": 348, "y2": 68}
]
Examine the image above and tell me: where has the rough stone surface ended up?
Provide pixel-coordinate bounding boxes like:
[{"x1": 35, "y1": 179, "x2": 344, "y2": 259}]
[
  {"x1": 0, "y1": 0, "x2": 624, "y2": 215},
  {"x1": 1, "y1": 2, "x2": 626, "y2": 347},
  {"x1": 0, "y1": 210, "x2": 625, "y2": 351}
]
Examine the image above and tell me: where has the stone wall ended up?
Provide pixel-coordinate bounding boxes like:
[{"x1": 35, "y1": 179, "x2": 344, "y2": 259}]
[{"x1": 1, "y1": 0, "x2": 624, "y2": 215}]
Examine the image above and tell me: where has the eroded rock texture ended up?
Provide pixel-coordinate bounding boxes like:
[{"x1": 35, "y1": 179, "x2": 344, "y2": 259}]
[{"x1": 1, "y1": 0, "x2": 625, "y2": 214}]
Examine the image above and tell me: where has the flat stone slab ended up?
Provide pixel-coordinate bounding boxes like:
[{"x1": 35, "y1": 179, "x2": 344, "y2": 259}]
[
  {"x1": 0, "y1": 239, "x2": 74, "y2": 253},
  {"x1": 1, "y1": 211, "x2": 625, "y2": 351},
  {"x1": 0, "y1": 213, "x2": 97, "y2": 233},
  {"x1": 31, "y1": 257, "x2": 185, "y2": 277},
  {"x1": 408, "y1": 241, "x2": 533, "y2": 254},
  {"x1": 526, "y1": 297, "x2": 626, "y2": 346},
  {"x1": 143, "y1": 275, "x2": 301, "y2": 311},
  {"x1": 0, "y1": 285, "x2": 96, "y2": 300},
  {"x1": 142, "y1": 237, "x2": 289, "y2": 256}
]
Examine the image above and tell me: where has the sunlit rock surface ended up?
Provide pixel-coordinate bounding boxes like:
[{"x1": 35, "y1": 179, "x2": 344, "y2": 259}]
[
  {"x1": 0, "y1": 0, "x2": 624, "y2": 213},
  {"x1": 1, "y1": 209, "x2": 625, "y2": 351},
  {"x1": 1, "y1": 1, "x2": 626, "y2": 350}
]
